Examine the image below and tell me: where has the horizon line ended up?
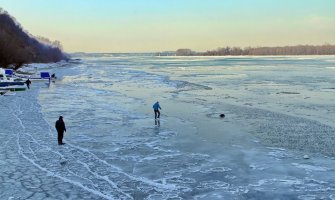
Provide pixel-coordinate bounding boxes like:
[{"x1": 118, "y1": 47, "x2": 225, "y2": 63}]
[{"x1": 67, "y1": 43, "x2": 335, "y2": 54}]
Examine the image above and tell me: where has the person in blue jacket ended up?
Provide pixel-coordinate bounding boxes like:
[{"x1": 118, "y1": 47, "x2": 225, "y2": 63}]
[{"x1": 152, "y1": 101, "x2": 161, "y2": 119}]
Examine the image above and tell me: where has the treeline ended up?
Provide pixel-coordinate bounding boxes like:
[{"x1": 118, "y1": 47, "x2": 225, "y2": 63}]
[
  {"x1": 176, "y1": 44, "x2": 335, "y2": 56},
  {"x1": 0, "y1": 8, "x2": 68, "y2": 69}
]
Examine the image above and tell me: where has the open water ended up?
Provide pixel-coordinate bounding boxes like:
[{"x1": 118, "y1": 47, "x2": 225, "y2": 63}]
[{"x1": 1, "y1": 55, "x2": 335, "y2": 199}]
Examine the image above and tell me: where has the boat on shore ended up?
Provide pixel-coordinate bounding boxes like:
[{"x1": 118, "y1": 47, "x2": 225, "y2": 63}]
[
  {"x1": 3, "y1": 68, "x2": 56, "y2": 81},
  {"x1": 15, "y1": 71, "x2": 53, "y2": 81},
  {"x1": 1, "y1": 69, "x2": 26, "y2": 89},
  {"x1": 0, "y1": 85, "x2": 26, "y2": 91},
  {"x1": 1, "y1": 68, "x2": 54, "y2": 92}
]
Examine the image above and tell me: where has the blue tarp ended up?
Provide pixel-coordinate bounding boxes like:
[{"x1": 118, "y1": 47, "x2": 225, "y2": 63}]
[
  {"x1": 5, "y1": 69, "x2": 13, "y2": 76},
  {"x1": 40, "y1": 72, "x2": 50, "y2": 79}
]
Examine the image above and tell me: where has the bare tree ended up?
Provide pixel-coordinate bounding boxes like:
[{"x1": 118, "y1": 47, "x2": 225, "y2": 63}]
[{"x1": 0, "y1": 8, "x2": 68, "y2": 68}]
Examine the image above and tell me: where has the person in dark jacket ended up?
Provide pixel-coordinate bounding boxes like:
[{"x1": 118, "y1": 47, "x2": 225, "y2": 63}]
[
  {"x1": 55, "y1": 116, "x2": 66, "y2": 145},
  {"x1": 25, "y1": 79, "x2": 31, "y2": 89},
  {"x1": 152, "y1": 101, "x2": 162, "y2": 119}
]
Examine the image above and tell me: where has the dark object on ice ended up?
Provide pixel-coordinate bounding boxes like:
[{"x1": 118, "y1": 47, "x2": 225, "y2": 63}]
[
  {"x1": 220, "y1": 114, "x2": 225, "y2": 118},
  {"x1": 55, "y1": 116, "x2": 66, "y2": 145},
  {"x1": 153, "y1": 101, "x2": 162, "y2": 119},
  {"x1": 25, "y1": 79, "x2": 31, "y2": 89},
  {"x1": 51, "y1": 73, "x2": 56, "y2": 79},
  {"x1": 60, "y1": 159, "x2": 67, "y2": 165}
]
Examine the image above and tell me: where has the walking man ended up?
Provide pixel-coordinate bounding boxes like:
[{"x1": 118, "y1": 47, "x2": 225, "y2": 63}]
[
  {"x1": 25, "y1": 78, "x2": 31, "y2": 89},
  {"x1": 55, "y1": 116, "x2": 66, "y2": 145},
  {"x1": 152, "y1": 101, "x2": 162, "y2": 119}
]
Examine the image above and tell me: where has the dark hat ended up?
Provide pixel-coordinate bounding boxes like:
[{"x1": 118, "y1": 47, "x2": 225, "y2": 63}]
[{"x1": 59, "y1": 116, "x2": 63, "y2": 120}]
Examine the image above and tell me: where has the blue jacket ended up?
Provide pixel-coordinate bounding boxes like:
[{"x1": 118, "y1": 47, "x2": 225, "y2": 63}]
[{"x1": 153, "y1": 102, "x2": 161, "y2": 110}]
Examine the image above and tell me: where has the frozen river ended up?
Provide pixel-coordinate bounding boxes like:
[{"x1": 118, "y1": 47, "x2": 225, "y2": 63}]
[{"x1": 1, "y1": 55, "x2": 335, "y2": 199}]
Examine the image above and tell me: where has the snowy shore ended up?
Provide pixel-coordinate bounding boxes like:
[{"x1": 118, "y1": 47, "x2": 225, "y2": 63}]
[{"x1": 0, "y1": 88, "x2": 102, "y2": 199}]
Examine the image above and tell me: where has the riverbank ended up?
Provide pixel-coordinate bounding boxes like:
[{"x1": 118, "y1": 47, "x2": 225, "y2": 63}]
[
  {"x1": 0, "y1": 9, "x2": 68, "y2": 69},
  {"x1": 0, "y1": 87, "x2": 99, "y2": 199}
]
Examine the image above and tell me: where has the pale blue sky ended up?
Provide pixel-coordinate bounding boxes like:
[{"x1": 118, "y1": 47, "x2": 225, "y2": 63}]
[{"x1": 1, "y1": 0, "x2": 334, "y2": 52}]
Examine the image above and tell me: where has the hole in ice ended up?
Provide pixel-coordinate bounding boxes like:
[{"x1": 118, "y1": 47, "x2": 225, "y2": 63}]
[{"x1": 207, "y1": 113, "x2": 226, "y2": 119}]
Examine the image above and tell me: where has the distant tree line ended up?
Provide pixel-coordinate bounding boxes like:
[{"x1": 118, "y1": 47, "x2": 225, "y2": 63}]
[
  {"x1": 154, "y1": 51, "x2": 176, "y2": 56},
  {"x1": 0, "y1": 8, "x2": 68, "y2": 69},
  {"x1": 176, "y1": 44, "x2": 335, "y2": 56}
]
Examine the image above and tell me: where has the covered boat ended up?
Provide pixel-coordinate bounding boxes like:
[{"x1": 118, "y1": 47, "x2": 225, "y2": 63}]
[
  {"x1": 0, "y1": 69, "x2": 25, "y2": 87},
  {"x1": 15, "y1": 71, "x2": 52, "y2": 81}
]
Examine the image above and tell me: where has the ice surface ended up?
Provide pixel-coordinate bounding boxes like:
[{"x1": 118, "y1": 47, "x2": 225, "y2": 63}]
[{"x1": 1, "y1": 55, "x2": 335, "y2": 199}]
